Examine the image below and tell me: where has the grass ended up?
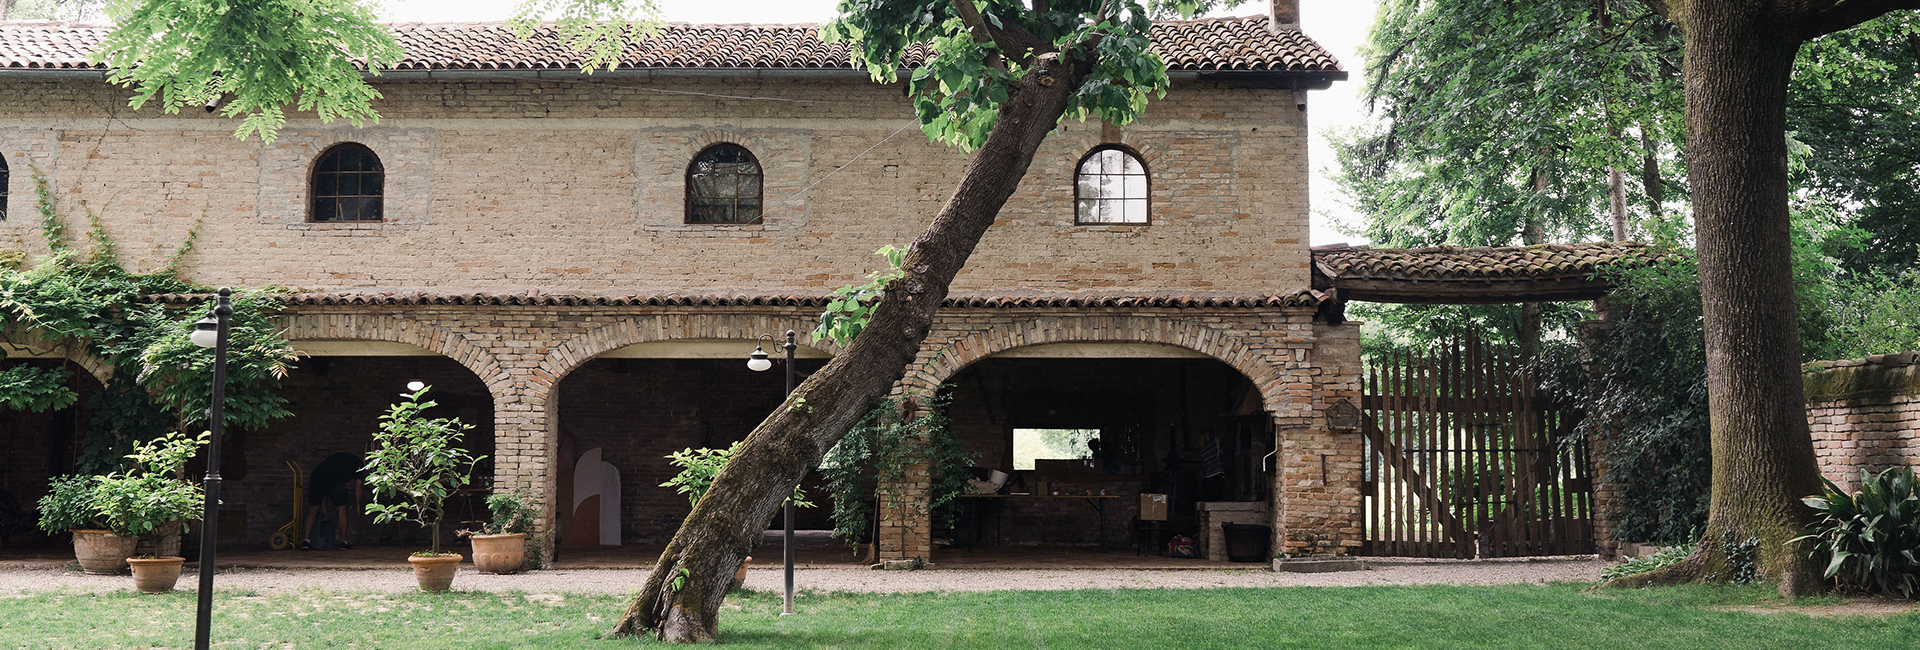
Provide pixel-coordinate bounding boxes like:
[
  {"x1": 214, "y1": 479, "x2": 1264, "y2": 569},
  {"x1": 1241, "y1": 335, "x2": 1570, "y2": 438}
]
[{"x1": 0, "y1": 583, "x2": 1913, "y2": 649}]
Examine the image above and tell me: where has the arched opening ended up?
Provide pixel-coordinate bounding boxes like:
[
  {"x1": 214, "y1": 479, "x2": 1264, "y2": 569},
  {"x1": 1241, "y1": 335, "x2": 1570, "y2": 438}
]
[
  {"x1": 213, "y1": 341, "x2": 495, "y2": 559},
  {"x1": 0, "y1": 356, "x2": 106, "y2": 559},
  {"x1": 550, "y1": 338, "x2": 836, "y2": 565},
  {"x1": 932, "y1": 343, "x2": 1273, "y2": 566}
]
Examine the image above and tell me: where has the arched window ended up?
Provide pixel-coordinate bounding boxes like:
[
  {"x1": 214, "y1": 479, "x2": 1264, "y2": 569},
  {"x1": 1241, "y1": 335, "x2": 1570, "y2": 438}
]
[
  {"x1": 310, "y1": 143, "x2": 384, "y2": 222},
  {"x1": 0, "y1": 153, "x2": 9, "y2": 221},
  {"x1": 1075, "y1": 146, "x2": 1149, "y2": 224},
  {"x1": 686, "y1": 144, "x2": 763, "y2": 224}
]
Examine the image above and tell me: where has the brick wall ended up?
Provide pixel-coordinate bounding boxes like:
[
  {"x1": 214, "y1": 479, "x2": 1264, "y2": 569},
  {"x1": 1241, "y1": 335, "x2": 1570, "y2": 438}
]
[
  {"x1": 0, "y1": 77, "x2": 1311, "y2": 298},
  {"x1": 1804, "y1": 353, "x2": 1920, "y2": 493}
]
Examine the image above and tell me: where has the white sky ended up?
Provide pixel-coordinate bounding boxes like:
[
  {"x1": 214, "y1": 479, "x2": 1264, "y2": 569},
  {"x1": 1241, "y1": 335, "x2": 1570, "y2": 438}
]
[{"x1": 379, "y1": 0, "x2": 1380, "y2": 245}]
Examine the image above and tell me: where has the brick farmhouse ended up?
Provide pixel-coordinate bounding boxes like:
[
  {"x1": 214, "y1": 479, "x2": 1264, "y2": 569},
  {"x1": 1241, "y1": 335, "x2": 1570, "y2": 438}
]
[{"x1": 0, "y1": 3, "x2": 1377, "y2": 562}]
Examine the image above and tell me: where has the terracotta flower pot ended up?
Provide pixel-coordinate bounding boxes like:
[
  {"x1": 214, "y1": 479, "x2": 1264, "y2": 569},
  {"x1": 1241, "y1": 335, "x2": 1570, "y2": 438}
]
[
  {"x1": 733, "y1": 556, "x2": 752, "y2": 591},
  {"x1": 469, "y1": 533, "x2": 526, "y2": 575},
  {"x1": 71, "y1": 530, "x2": 137, "y2": 575},
  {"x1": 408, "y1": 554, "x2": 464, "y2": 592},
  {"x1": 128, "y1": 557, "x2": 186, "y2": 593}
]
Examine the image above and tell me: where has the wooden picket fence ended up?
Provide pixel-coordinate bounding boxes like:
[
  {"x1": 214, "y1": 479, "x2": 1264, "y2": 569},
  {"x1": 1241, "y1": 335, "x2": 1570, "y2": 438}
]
[{"x1": 1359, "y1": 332, "x2": 1594, "y2": 558}]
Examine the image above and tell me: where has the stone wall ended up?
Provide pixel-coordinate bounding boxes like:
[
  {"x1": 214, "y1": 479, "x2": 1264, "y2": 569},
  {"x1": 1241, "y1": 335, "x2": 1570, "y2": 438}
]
[
  {"x1": 0, "y1": 76, "x2": 1311, "y2": 299},
  {"x1": 1804, "y1": 353, "x2": 1920, "y2": 492}
]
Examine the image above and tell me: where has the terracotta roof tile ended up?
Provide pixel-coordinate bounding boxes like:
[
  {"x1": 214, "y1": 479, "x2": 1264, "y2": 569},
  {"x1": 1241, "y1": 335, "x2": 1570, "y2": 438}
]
[
  {"x1": 1312, "y1": 242, "x2": 1677, "y2": 283},
  {"x1": 0, "y1": 16, "x2": 1340, "y2": 73},
  {"x1": 145, "y1": 291, "x2": 1330, "y2": 309}
]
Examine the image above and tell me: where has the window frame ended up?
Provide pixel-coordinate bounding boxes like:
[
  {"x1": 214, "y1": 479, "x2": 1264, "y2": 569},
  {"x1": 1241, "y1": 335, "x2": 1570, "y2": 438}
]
[
  {"x1": 684, "y1": 143, "x2": 766, "y2": 225},
  {"x1": 1072, "y1": 145, "x2": 1151, "y2": 226},
  {"x1": 308, "y1": 142, "x2": 386, "y2": 223},
  {"x1": 0, "y1": 153, "x2": 9, "y2": 221}
]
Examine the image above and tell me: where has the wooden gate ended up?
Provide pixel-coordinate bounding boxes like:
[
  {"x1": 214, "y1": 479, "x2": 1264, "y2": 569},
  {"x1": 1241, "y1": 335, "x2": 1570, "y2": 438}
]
[{"x1": 1359, "y1": 332, "x2": 1594, "y2": 558}]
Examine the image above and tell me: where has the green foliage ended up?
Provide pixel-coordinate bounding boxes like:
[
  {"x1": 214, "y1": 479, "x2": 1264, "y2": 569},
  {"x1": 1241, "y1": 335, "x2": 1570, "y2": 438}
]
[
  {"x1": 1790, "y1": 13, "x2": 1920, "y2": 274},
  {"x1": 94, "y1": 0, "x2": 403, "y2": 142},
  {"x1": 1795, "y1": 467, "x2": 1920, "y2": 598},
  {"x1": 362, "y1": 387, "x2": 485, "y2": 555},
  {"x1": 1814, "y1": 268, "x2": 1920, "y2": 360},
  {"x1": 0, "y1": 364, "x2": 77, "y2": 412},
  {"x1": 89, "y1": 431, "x2": 208, "y2": 541},
  {"x1": 661, "y1": 442, "x2": 811, "y2": 508},
  {"x1": 825, "y1": 0, "x2": 1237, "y2": 151},
  {"x1": 509, "y1": 0, "x2": 663, "y2": 74},
  {"x1": 35, "y1": 474, "x2": 105, "y2": 534},
  {"x1": 818, "y1": 396, "x2": 973, "y2": 554},
  {"x1": 812, "y1": 244, "x2": 907, "y2": 347},
  {"x1": 477, "y1": 489, "x2": 540, "y2": 537},
  {"x1": 1336, "y1": 0, "x2": 1684, "y2": 249},
  {"x1": 1601, "y1": 541, "x2": 1698, "y2": 581},
  {"x1": 0, "y1": 175, "x2": 295, "y2": 469}
]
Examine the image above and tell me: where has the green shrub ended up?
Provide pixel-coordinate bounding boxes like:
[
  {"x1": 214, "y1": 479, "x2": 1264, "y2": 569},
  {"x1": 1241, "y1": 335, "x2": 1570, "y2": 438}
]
[
  {"x1": 35, "y1": 474, "x2": 105, "y2": 533},
  {"x1": 1601, "y1": 541, "x2": 1697, "y2": 581},
  {"x1": 1795, "y1": 466, "x2": 1920, "y2": 597},
  {"x1": 90, "y1": 431, "x2": 207, "y2": 541}
]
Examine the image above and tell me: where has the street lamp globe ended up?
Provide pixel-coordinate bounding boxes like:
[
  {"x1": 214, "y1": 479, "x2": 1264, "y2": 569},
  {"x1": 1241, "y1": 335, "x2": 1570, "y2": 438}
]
[
  {"x1": 406, "y1": 380, "x2": 426, "y2": 392},
  {"x1": 747, "y1": 346, "x2": 772, "y2": 372},
  {"x1": 190, "y1": 316, "x2": 221, "y2": 348}
]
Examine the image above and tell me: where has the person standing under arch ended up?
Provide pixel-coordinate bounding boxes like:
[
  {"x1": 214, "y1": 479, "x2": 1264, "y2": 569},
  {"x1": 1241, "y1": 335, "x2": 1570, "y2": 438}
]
[{"x1": 301, "y1": 452, "x2": 365, "y2": 550}]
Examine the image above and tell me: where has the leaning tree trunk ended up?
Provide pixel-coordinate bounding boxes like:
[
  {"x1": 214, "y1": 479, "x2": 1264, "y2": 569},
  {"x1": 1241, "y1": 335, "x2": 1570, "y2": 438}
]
[
  {"x1": 609, "y1": 53, "x2": 1090, "y2": 643},
  {"x1": 1615, "y1": 1, "x2": 1823, "y2": 596}
]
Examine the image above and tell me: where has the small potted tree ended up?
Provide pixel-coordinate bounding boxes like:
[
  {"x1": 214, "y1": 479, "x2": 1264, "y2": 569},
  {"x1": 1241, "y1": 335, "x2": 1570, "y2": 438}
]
[
  {"x1": 363, "y1": 387, "x2": 484, "y2": 592},
  {"x1": 463, "y1": 488, "x2": 537, "y2": 574},
  {"x1": 91, "y1": 432, "x2": 207, "y2": 592},
  {"x1": 36, "y1": 474, "x2": 128, "y2": 575}
]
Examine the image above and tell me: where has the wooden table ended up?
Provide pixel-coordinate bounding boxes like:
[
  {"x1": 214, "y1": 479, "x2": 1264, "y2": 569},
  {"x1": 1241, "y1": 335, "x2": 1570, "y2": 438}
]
[{"x1": 956, "y1": 494, "x2": 1125, "y2": 551}]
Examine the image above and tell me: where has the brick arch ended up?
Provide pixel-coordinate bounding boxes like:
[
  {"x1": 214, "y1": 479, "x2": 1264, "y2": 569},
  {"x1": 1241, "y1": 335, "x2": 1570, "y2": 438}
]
[
  {"x1": 276, "y1": 313, "x2": 509, "y2": 397},
  {"x1": 1, "y1": 325, "x2": 116, "y2": 384},
  {"x1": 908, "y1": 317, "x2": 1287, "y2": 413},
  {"x1": 536, "y1": 314, "x2": 844, "y2": 398}
]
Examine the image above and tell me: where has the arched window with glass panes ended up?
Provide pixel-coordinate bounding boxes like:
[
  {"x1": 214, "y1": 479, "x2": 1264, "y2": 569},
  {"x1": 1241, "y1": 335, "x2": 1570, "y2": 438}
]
[
  {"x1": 1074, "y1": 146, "x2": 1149, "y2": 225},
  {"x1": 310, "y1": 143, "x2": 384, "y2": 222},
  {"x1": 685, "y1": 144, "x2": 763, "y2": 224}
]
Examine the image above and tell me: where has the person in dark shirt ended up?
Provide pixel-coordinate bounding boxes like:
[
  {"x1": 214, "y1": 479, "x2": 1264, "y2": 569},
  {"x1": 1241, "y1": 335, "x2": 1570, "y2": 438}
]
[{"x1": 301, "y1": 452, "x2": 365, "y2": 550}]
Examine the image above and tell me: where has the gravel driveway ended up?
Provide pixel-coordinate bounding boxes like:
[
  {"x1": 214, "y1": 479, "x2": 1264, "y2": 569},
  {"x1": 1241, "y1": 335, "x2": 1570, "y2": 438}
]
[{"x1": 0, "y1": 557, "x2": 1609, "y2": 596}]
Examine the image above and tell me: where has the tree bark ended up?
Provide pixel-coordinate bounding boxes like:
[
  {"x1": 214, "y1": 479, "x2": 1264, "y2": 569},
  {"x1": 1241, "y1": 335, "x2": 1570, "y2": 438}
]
[
  {"x1": 1640, "y1": 125, "x2": 1664, "y2": 218},
  {"x1": 608, "y1": 52, "x2": 1090, "y2": 643},
  {"x1": 1627, "y1": 0, "x2": 1823, "y2": 596}
]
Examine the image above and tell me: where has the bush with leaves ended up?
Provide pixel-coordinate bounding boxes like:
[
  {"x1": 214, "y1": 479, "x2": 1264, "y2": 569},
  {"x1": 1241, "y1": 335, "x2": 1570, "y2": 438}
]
[
  {"x1": 89, "y1": 431, "x2": 208, "y2": 543},
  {"x1": 1795, "y1": 467, "x2": 1920, "y2": 598},
  {"x1": 818, "y1": 396, "x2": 973, "y2": 559},
  {"x1": 1601, "y1": 540, "x2": 1699, "y2": 581},
  {"x1": 35, "y1": 474, "x2": 107, "y2": 534},
  {"x1": 362, "y1": 387, "x2": 485, "y2": 556}
]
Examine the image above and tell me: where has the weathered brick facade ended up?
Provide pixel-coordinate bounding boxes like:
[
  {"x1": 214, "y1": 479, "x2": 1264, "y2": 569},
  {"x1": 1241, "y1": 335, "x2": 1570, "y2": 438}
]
[
  {"x1": 0, "y1": 22, "x2": 1367, "y2": 563},
  {"x1": 1804, "y1": 354, "x2": 1920, "y2": 493}
]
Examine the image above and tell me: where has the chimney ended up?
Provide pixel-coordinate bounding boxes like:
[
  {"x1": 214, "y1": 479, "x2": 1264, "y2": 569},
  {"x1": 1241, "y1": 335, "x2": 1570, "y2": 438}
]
[{"x1": 1268, "y1": 0, "x2": 1300, "y2": 32}]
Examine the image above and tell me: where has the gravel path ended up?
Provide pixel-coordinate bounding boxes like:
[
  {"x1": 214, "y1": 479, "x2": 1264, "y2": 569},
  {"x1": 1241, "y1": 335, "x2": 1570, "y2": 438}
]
[{"x1": 0, "y1": 557, "x2": 1609, "y2": 596}]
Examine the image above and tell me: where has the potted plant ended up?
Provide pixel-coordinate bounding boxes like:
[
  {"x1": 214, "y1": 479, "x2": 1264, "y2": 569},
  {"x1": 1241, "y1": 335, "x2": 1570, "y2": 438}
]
[
  {"x1": 462, "y1": 488, "x2": 536, "y2": 574},
  {"x1": 363, "y1": 387, "x2": 485, "y2": 592},
  {"x1": 90, "y1": 432, "x2": 207, "y2": 592},
  {"x1": 36, "y1": 474, "x2": 129, "y2": 575}
]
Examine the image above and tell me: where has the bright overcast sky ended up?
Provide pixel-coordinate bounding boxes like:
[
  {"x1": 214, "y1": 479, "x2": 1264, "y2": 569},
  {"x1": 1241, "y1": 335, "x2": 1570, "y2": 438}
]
[{"x1": 380, "y1": 0, "x2": 1381, "y2": 245}]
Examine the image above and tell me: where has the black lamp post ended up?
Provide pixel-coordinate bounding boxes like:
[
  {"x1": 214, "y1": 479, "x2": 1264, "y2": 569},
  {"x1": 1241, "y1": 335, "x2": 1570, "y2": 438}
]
[
  {"x1": 747, "y1": 330, "x2": 797, "y2": 615},
  {"x1": 188, "y1": 287, "x2": 232, "y2": 650}
]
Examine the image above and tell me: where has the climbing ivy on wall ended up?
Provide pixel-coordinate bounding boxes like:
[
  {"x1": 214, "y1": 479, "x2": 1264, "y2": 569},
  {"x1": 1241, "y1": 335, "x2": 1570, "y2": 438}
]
[
  {"x1": 0, "y1": 170, "x2": 296, "y2": 475},
  {"x1": 818, "y1": 395, "x2": 974, "y2": 560}
]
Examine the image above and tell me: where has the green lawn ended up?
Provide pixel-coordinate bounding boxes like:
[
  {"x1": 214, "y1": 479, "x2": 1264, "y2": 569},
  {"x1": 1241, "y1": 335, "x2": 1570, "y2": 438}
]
[{"x1": 1, "y1": 583, "x2": 1913, "y2": 649}]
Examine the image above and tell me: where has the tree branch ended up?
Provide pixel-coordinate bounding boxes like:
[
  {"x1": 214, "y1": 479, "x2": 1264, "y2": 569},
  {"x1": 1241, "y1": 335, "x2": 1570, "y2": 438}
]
[
  {"x1": 951, "y1": 0, "x2": 1008, "y2": 70},
  {"x1": 1805, "y1": 0, "x2": 1920, "y2": 38},
  {"x1": 1641, "y1": 0, "x2": 1673, "y2": 21}
]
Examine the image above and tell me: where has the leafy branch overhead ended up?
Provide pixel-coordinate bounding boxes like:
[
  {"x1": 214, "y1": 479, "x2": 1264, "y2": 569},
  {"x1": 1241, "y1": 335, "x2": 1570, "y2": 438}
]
[{"x1": 93, "y1": 0, "x2": 663, "y2": 142}]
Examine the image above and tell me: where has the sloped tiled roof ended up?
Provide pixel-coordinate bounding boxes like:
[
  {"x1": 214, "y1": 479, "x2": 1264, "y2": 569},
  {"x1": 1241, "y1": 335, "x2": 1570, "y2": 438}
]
[
  {"x1": 0, "y1": 16, "x2": 1341, "y2": 73},
  {"x1": 146, "y1": 291, "x2": 1331, "y2": 309},
  {"x1": 1314, "y1": 242, "x2": 1676, "y2": 282},
  {"x1": 1311, "y1": 242, "x2": 1680, "y2": 304}
]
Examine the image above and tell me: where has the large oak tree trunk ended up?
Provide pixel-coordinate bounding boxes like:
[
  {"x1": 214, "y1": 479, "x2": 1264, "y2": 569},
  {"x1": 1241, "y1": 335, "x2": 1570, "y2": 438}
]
[
  {"x1": 1617, "y1": 0, "x2": 1823, "y2": 596},
  {"x1": 609, "y1": 53, "x2": 1090, "y2": 642}
]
